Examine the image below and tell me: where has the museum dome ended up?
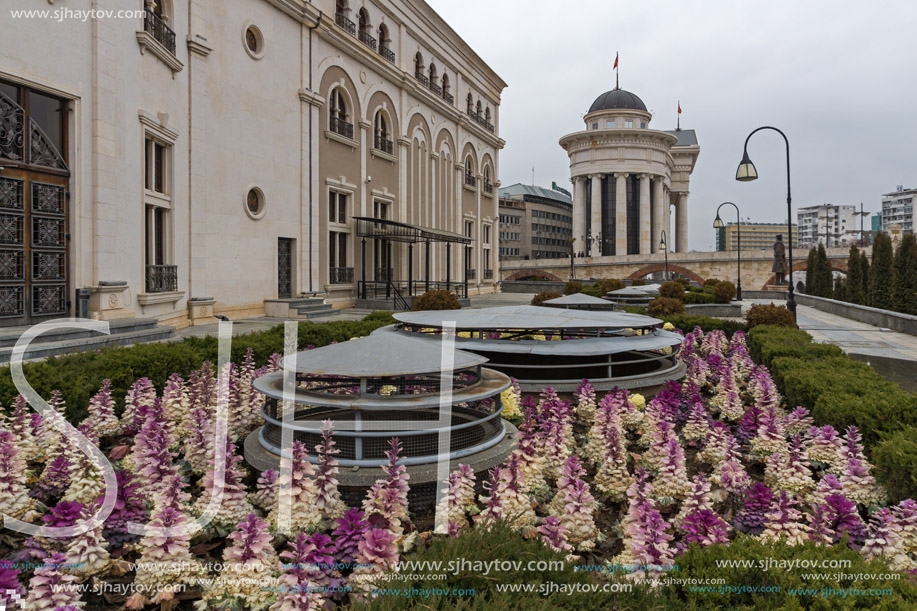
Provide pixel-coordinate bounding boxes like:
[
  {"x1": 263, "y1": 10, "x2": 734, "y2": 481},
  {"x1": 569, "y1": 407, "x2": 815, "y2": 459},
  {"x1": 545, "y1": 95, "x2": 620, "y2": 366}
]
[{"x1": 588, "y1": 88, "x2": 647, "y2": 113}]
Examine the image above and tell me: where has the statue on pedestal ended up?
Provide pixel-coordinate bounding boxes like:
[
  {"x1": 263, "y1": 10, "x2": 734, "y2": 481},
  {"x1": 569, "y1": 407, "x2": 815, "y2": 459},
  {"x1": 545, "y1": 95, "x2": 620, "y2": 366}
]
[{"x1": 772, "y1": 234, "x2": 787, "y2": 285}]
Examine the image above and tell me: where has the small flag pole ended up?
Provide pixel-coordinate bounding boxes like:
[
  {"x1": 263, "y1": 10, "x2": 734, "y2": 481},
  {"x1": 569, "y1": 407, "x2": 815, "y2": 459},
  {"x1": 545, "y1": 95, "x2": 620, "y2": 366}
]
[
  {"x1": 677, "y1": 100, "x2": 682, "y2": 130},
  {"x1": 614, "y1": 52, "x2": 619, "y2": 89}
]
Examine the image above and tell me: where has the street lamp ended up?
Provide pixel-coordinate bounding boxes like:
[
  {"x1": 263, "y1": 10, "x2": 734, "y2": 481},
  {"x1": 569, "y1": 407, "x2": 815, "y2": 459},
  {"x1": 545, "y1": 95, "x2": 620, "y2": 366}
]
[
  {"x1": 736, "y1": 126, "x2": 796, "y2": 320},
  {"x1": 713, "y1": 202, "x2": 743, "y2": 300},
  {"x1": 659, "y1": 230, "x2": 669, "y2": 281}
]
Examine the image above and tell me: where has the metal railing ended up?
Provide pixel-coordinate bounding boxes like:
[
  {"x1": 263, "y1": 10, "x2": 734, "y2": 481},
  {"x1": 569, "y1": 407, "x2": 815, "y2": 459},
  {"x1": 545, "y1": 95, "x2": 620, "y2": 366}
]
[
  {"x1": 358, "y1": 30, "x2": 377, "y2": 51},
  {"x1": 374, "y1": 267, "x2": 392, "y2": 282},
  {"x1": 415, "y1": 71, "x2": 429, "y2": 87},
  {"x1": 443, "y1": 91, "x2": 455, "y2": 104},
  {"x1": 483, "y1": 181, "x2": 494, "y2": 194},
  {"x1": 467, "y1": 111, "x2": 495, "y2": 134},
  {"x1": 146, "y1": 264, "x2": 178, "y2": 293},
  {"x1": 329, "y1": 267, "x2": 354, "y2": 284},
  {"x1": 464, "y1": 173, "x2": 477, "y2": 187},
  {"x1": 484, "y1": 269, "x2": 494, "y2": 280},
  {"x1": 359, "y1": 280, "x2": 467, "y2": 300},
  {"x1": 374, "y1": 135, "x2": 393, "y2": 155},
  {"x1": 379, "y1": 45, "x2": 395, "y2": 63},
  {"x1": 144, "y1": 11, "x2": 176, "y2": 55},
  {"x1": 335, "y1": 12, "x2": 356, "y2": 36},
  {"x1": 466, "y1": 268, "x2": 476, "y2": 280},
  {"x1": 430, "y1": 82, "x2": 443, "y2": 96},
  {"x1": 329, "y1": 116, "x2": 354, "y2": 139}
]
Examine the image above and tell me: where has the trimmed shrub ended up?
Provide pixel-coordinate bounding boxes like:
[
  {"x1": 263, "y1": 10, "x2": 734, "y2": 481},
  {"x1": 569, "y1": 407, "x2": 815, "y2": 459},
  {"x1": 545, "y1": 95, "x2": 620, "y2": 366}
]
[
  {"x1": 598, "y1": 278, "x2": 624, "y2": 293},
  {"x1": 663, "y1": 315, "x2": 746, "y2": 337},
  {"x1": 874, "y1": 427, "x2": 917, "y2": 503},
  {"x1": 712, "y1": 280, "x2": 736, "y2": 303},
  {"x1": 581, "y1": 283, "x2": 604, "y2": 298},
  {"x1": 412, "y1": 289, "x2": 461, "y2": 311},
  {"x1": 870, "y1": 231, "x2": 894, "y2": 309},
  {"x1": 745, "y1": 303, "x2": 796, "y2": 329},
  {"x1": 531, "y1": 290, "x2": 562, "y2": 306},
  {"x1": 683, "y1": 291, "x2": 715, "y2": 304},
  {"x1": 747, "y1": 325, "x2": 841, "y2": 367},
  {"x1": 563, "y1": 280, "x2": 584, "y2": 295},
  {"x1": 703, "y1": 278, "x2": 719, "y2": 288},
  {"x1": 621, "y1": 305, "x2": 648, "y2": 314},
  {"x1": 647, "y1": 297, "x2": 685, "y2": 317},
  {"x1": 630, "y1": 278, "x2": 646, "y2": 286},
  {"x1": 659, "y1": 281, "x2": 685, "y2": 300},
  {"x1": 674, "y1": 277, "x2": 690, "y2": 287}
]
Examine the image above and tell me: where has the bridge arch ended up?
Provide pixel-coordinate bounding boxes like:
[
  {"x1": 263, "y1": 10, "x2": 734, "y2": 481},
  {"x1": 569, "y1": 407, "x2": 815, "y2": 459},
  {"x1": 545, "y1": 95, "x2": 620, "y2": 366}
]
[
  {"x1": 506, "y1": 270, "x2": 564, "y2": 282},
  {"x1": 761, "y1": 259, "x2": 849, "y2": 289},
  {"x1": 627, "y1": 264, "x2": 704, "y2": 286}
]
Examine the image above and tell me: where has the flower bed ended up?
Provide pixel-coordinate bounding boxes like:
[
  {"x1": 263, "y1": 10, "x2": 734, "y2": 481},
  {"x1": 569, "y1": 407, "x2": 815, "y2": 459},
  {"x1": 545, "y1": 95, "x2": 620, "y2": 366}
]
[{"x1": 1, "y1": 320, "x2": 916, "y2": 609}]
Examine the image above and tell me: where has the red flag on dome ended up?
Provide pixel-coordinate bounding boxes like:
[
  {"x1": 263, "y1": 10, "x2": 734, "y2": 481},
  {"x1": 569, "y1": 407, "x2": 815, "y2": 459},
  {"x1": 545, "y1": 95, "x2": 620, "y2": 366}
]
[
  {"x1": 678, "y1": 101, "x2": 682, "y2": 114},
  {"x1": 613, "y1": 53, "x2": 618, "y2": 69}
]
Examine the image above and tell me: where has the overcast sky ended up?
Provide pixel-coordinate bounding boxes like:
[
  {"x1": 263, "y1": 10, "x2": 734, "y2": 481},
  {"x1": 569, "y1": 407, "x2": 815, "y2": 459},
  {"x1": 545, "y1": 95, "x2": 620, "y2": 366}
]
[{"x1": 427, "y1": 0, "x2": 917, "y2": 251}]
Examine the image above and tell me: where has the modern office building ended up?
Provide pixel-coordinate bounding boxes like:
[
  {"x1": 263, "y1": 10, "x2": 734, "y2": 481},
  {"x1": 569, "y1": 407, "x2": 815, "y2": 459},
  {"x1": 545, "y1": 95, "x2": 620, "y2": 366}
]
[
  {"x1": 881, "y1": 186, "x2": 915, "y2": 234},
  {"x1": 715, "y1": 222, "x2": 799, "y2": 252},
  {"x1": 797, "y1": 204, "x2": 858, "y2": 247},
  {"x1": 497, "y1": 183, "x2": 573, "y2": 261},
  {"x1": 559, "y1": 87, "x2": 699, "y2": 256},
  {"x1": 0, "y1": 0, "x2": 504, "y2": 327}
]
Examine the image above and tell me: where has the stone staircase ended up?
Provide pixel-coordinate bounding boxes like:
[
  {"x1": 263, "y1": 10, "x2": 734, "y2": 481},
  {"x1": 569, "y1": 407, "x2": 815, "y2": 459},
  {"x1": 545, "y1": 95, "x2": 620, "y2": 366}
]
[
  {"x1": 263, "y1": 297, "x2": 336, "y2": 320},
  {"x1": 0, "y1": 318, "x2": 174, "y2": 364}
]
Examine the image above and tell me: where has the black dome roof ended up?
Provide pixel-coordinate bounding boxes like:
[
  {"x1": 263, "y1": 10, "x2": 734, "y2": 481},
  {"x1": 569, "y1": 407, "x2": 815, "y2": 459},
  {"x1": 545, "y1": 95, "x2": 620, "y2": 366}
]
[{"x1": 588, "y1": 88, "x2": 647, "y2": 113}]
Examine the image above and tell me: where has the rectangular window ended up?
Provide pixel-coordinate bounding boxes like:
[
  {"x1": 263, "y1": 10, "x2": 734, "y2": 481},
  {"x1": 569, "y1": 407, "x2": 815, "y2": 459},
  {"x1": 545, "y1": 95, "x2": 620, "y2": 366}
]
[
  {"x1": 145, "y1": 137, "x2": 170, "y2": 196},
  {"x1": 143, "y1": 130, "x2": 175, "y2": 293},
  {"x1": 373, "y1": 200, "x2": 390, "y2": 220},
  {"x1": 606, "y1": 119, "x2": 615, "y2": 128},
  {"x1": 329, "y1": 190, "x2": 349, "y2": 224},
  {"x1": 329, "y1": 231, "x2": 348, "y2": 267},
  {"x1": 483, "y1": 225, "x2": 491, "y2": 244},
  {"x1": 625, "y1": 119, "x2": 634, "y2": 128}
]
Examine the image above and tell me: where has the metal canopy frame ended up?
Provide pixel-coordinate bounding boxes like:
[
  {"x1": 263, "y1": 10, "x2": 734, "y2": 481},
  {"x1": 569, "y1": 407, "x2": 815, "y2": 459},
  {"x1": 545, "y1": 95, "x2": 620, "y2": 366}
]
[{"x1": 353, "y1": 216, "x2": 471, "y2": 245}]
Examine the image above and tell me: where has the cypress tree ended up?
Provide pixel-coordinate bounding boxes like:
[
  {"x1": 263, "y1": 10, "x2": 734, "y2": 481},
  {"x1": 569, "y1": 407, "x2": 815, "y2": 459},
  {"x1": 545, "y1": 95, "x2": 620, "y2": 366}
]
[
  {"x1": 892, "y1": 233, "x2": 917, "y2": 315},
  {"x1": 805, "y1": 248, "x2": 817, "y2": 293},
  {"x1": 834, "y1": 276, "x2": 847, "y2": 302},
  {"x1": 815, "y1": 243, "x2": 833, "y2": 298},
  {"x1": 859, "y1": 250, "x2": 871, "y2": 306},
  {"x1": 869, "y1": 232, "x2": 894, "y2": 310},
  {"x1": 846, "y1": 245, "x2": 862, "y2": 304}
]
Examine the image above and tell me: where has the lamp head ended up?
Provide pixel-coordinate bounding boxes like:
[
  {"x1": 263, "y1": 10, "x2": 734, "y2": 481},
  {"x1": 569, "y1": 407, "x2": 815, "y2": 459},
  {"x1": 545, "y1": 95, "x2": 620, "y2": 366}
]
[
  {"x1": 713, "y1": 214, "x2": 724, "y2": 229},
  {"x1": 735, "y1": 150, "x2": 758, "y2": 182}
]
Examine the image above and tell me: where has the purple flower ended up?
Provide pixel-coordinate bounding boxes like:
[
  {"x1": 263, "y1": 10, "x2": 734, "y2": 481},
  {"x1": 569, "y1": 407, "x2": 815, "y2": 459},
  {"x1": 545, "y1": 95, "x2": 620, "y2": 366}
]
[
  {"x1": 735, "y1": 483, "x2": 773, "y2": 534},
  {"x1": 333, "y1": 508, "x2": 370, "y2": 564},
  {"x1": 682, "y1": 510, "x2": 731, "y2": 546}
]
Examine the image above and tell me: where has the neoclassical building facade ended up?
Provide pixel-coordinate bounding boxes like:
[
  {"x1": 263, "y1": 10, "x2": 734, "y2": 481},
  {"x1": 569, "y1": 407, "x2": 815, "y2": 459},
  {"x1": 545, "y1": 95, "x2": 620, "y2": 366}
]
[
  {"x1": 0, "y1": 0, "x2": 503, "y2": 327},
  {"x1": 559, "y1": 88, "x2": 699, "y2": 257}
]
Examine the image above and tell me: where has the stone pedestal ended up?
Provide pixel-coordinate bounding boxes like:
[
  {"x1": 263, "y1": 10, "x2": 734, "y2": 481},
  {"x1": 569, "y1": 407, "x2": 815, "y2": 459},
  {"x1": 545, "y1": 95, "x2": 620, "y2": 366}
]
[
  {"x1": 188, "y1": 297, "x2": 218, "y2": 326},
  {"x1": 88, "y1": 284, "x2": 134, "y2": 320}
]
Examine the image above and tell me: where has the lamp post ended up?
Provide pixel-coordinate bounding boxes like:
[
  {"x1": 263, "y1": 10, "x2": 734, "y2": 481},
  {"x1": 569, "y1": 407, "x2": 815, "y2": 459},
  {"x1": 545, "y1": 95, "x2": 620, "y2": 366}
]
[
  {"x1": 659, "y1": 230, "x2": 669, "y2": 281},
  {"x1": 736, "y1": 126, "x2": 796, "y2": 320},
  {"x1": 713, "y1": 202, "x2": 743, "y2": 301}
]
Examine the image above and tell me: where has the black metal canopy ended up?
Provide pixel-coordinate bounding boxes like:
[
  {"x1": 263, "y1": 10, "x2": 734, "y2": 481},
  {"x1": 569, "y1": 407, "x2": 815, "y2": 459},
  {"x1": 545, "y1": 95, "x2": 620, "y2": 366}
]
[{"x1": 353, "y1": 216, "x2": 471, "y2": 244}]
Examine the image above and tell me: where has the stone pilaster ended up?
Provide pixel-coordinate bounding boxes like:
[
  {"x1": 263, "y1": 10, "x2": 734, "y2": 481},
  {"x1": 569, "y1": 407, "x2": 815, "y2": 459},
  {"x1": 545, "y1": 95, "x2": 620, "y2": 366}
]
[
  {"x1": 652, "y1": 177, "x2": 665, "y2": 254},
  {"x1": 615, "y1": 173, "x2": 628, "y2": 256},
  {"x1": 573, "y1": 176, "x2": 586, "y2": 255},
  {"x1": 676, "y1": 192, "x2": 689, "y2": 253},
  {"x1": 639, "y1": 174, "x2": 651, "y2": 254},
  {"x1": 589, "y1": 174, "x2": 602, "y2": 256}
]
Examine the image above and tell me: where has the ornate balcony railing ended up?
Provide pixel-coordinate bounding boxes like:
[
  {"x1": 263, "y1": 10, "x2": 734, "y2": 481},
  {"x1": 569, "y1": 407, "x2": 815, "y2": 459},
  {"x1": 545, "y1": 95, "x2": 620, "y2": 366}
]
[
  {"x1": 146, "y1": 264, "x2": 178, "y2": 293},
  {"x1": 358, "y1": 30, "x2": 377, "y2": 51},
  {"x1": 466, "y1": 111, "x2": 495, "y2": 134},
  {"x1": 443, "y1": 91, "x2": 454, "y2": 104},
  {"x1": 374, "y1": 267, "x2": 392, "y2": 282},
  {"x1": 374, "y1": 135, "x2": 394, "y2": 155},
  {"x1": 335, "y1": 12, "x2": 356, "y2": 36},
  {"x1": 466, "y1": 268, "x2": 476, "y2": 280},
  {"x1": 483, "y1": 181, "x2": 494, "y2": 194},
  {"x1": 484, "y1": 269, "x2": 494, "y2": 280},
  {"x1": 430, "y1": 82, "x2": 443, "y2": 96},
  {"x1": 379, "y1": 45, "x2": 395, "y2": 63},
  {"x1": 464, "y1": 173, "x2": 477, "y2": 187},
  {"x1": 329, "y1": 267, "x2": 354, "y2": 285},
  {"x1": 415, "y1": 72, "x2": 429, "y2": 87},
  {"x1": 144, "y1": 11, "x2": 176, "y2": 55},
  {"x1": 330, "y1": 116, "x2": 354, "y2": 139}
]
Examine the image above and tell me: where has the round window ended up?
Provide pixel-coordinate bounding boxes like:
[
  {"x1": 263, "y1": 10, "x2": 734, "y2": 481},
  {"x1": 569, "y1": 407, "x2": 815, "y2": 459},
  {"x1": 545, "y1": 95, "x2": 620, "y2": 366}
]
[
  {"x1": 245, "y1": 187, "x2": 265, "y2": 220},
  {"x1": 243, "y1": 25, "x2": 264, "y2": 59}
]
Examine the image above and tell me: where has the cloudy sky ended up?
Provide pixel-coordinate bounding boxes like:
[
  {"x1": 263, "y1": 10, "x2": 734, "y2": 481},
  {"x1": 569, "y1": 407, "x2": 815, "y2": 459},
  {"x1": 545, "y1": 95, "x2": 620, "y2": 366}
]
[{"x1": 428, "y1": 0, "x2": 917, "y2": 251}]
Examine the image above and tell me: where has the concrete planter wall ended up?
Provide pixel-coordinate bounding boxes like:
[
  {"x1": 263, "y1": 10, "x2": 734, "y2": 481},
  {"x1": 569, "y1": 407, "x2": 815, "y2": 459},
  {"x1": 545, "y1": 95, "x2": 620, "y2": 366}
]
[
  {"x1": 685, "y1": 303, "x2": 742, "y2": 318},
  {"x1": 795, "y1": 294, "x2": 917, "y2": 337}
]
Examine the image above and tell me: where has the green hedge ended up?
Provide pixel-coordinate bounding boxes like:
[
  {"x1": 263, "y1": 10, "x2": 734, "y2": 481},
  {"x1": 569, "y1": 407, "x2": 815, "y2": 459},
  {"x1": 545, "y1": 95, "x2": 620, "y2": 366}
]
[
  {"x1": 683, "y1": 291, "x2": 715, "y2": 304},
  {"x1": 662, "y1": 315, "x2": 746, "y2": 337},
  {"x1": 0, "y1": 317, "x2": 393, "y2": 423},
  {"x1": 748, "y1": 325, "x2": 917, "y2": 501}
]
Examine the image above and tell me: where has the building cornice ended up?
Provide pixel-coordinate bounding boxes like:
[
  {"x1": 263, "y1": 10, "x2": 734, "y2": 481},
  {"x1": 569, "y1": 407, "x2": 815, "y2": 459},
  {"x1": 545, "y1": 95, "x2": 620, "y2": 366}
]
[{"x1": 559, "y1": 129, "x2": 679, "y2": 151}]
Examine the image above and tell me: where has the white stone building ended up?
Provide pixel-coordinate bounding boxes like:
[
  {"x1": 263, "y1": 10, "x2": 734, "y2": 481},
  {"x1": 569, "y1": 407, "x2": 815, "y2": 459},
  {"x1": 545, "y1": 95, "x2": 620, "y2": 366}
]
[
  {"x1": 559, "y1": 88, "x2": 699, "y2": 257},
  {"x1": 797, "y1": 204, "x2": 858, "y2": 247},
  {"x1": 0, "y1": 0, "x2": 504, "y2": 327},
  {"x1": 881, "y1": 186, "x2": 915, "y2": 234}
]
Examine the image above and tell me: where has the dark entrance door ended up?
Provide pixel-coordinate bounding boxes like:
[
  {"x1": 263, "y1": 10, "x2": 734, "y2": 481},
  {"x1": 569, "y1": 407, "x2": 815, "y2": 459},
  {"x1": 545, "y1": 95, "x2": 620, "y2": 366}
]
[
  {"x1": 0, "y1": 82, "x2": 70, "y2": 326},
  {"x1": 278, "y1": 238, "x2": 293, "y2": 298}
]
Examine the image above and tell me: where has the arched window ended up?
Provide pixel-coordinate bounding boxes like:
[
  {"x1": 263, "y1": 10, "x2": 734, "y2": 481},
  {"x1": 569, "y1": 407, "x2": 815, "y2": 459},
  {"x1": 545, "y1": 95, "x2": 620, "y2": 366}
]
[
  {"x1": 414, "y1": 52, "x2": 424, "y2": 79},
  {"x1": 442, "y1": 74, "x2": 450, "y2": 97},
  {"x1": 151, "y1": 0, "x2": 172, "y2": 22},
  {"x1": 328, "y1": 88, "x2": 352, "y2": 138},
  {"x1": 464, "y1": 156, "x2": 476, "y2": 187},
  {"x1": 476, "y1": 100, "x2": 482, "y2": 117},
  {"x1": 373, "y1": 110, "x2": 392, "y2": 154},
  {"x1": 377, "y1": 23, "x2": 394, "y2": 62},
  {"x1": 335, "y1": 0, "x2": 348, "y2": 18},
  {"x1": 357, "y1": 8, "x2": 375, "y2": 49},
  {"x1": 483, "y1": 166, "x2": 493, "y2": 193},
  {"x1": 466, "y1": 93, "x2": 473, "y2": 114},
  {"x1": 428, "y1": 63, "x2": 437, "y2": 85},
  {"x1": 485, "y1": 107, "x2": 491, "y2": 124}
]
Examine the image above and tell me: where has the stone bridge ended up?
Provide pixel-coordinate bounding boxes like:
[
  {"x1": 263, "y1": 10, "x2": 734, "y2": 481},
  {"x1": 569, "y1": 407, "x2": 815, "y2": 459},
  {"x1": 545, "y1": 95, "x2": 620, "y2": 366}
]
[{"x1": 500, "y1": 247, "x2": 862, "y2": 290}]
